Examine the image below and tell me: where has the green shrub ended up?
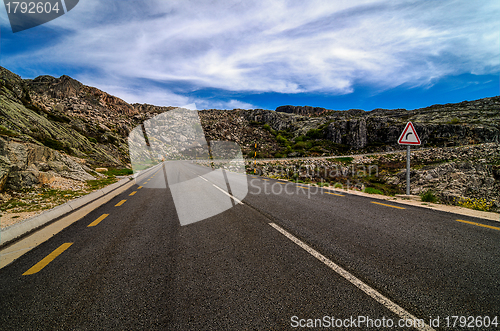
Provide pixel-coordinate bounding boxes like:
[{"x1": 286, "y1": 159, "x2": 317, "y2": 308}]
[
  {"x1": 87, "y1": 176, "x2": 118, "y2": 190},
  {"x1": 335, "y1": 157, "x2": 354, "y2": 164},
  {"x1": 364, "y1": 187, "x2": 383, "y2": 194},
  {"x1": 276, "y1": 134, "x2": 289, "y2": 145},
  {"x1": 294, "y1": 135, "x2": 305, "y2": 142},
  {"x1": 293, "y1": 141, "x2": 307, "y2": 150},
  {"x1": 105, "y1": 168, "x2": 133, "y2": 176},
  {"x1": 263, "y1": 124, "x2": 276, "y2": 135},
  {"x1": 306, "y1": 128, "x2": 324, "y2": 139},
  {"x1": 421, "y1": 190, "x2": 437, "y2": 203}
]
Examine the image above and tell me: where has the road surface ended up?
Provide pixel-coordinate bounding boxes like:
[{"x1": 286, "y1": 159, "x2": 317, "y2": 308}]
[{"x1": 1, "y1": 161, "x2": 499, "y2": 330}]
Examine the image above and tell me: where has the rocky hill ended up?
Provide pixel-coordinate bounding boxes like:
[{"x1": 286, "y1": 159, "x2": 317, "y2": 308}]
[{"x1": 251, "y1": 99, "x2": 499, "y2": 155}]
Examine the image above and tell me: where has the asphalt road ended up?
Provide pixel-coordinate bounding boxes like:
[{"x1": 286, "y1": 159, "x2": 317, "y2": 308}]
[{"x1": 0, "y1": 161, "x2": 499, "y2": 330}]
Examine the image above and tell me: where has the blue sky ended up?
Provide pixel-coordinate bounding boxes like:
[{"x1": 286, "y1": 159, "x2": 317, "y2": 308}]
[{"x1": 1, "y1": 0, "x2": 499, "y2": 111}]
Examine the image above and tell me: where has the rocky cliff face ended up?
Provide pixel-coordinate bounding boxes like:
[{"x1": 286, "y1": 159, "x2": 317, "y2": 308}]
[
  {"x1": 0, "y1": 136, "x2": 94, "y2": 191},
  {"x1": 237, "y1": 100, "x2": 499, "y2": 158},
  {"x1": 274, "y1": 100, "x2": 499, "y2": 150},
  {"x1": 1, "y1": 67, "x2": 157, "y2": 191}
]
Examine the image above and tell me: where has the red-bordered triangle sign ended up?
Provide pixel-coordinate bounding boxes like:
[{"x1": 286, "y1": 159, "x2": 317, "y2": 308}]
[{"x1": 398, "y1": 122, "x2": 421, "y2": 145}]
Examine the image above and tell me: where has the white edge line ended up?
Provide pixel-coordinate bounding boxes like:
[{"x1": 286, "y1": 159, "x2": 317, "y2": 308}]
[{"x1": 268, "y1": 222, "x2": 435, "y2": 331}]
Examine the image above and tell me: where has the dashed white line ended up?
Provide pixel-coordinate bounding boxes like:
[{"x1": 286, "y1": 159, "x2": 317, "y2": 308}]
[
  {"x1": 198, "y1": 175, "x2": 243, "y2": 204},
  {"x1": 269, "y1": 222, "x2": 435, "y2": 331},
  {"x1": 212, "y1": 184, "x2": 243, "y2": 204}
]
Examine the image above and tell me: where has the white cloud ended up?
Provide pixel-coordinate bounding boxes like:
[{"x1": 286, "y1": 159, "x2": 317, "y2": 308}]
[
  {"x1": 2, "y1": 0, "x2": 499, "y2": 107},
  {"x1": 195, "y1": 99, "x2": 256, "y2": 110},
  {"x1": 75, "y1": 73, "x2": 255, "y2": 110}
]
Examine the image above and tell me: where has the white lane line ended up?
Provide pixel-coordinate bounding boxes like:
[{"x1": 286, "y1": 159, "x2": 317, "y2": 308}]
[
  {"x1": 212, "y1": 184, "x2": 244, "y2": 205},
  {"x1": 268, "y1": 223, "x2": 435, "y2": 331},
  {"x1": 199, "y1": 176, "x2": 209, "y2": 182}
]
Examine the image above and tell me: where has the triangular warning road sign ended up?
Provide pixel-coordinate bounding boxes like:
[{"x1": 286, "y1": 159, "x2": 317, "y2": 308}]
[{"x1": 398, "y1": 122, "x2": 421, "y2": 145}]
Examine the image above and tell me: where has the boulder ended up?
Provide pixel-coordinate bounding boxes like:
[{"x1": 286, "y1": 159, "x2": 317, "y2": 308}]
[{"x1": 0, "y1": 136, "x2": 95, "y2": 191}]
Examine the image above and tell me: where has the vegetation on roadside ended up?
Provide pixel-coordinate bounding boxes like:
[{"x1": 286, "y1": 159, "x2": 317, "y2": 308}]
[
  {"x1": 334, "y1": 157, "x2": 354, "y2": 165},
  {"x1": 420, "y1": 190, "x2": 438, "y2": 203},
  {"x1": 86, "y1": 176, "x2": 118, "y2": 190},
  {"x1": 104, "y1": 168, "x2": 133, "y2": 177},
  {"x1": 454, "y1": 196, "x2": 494, "y2": 211},
  {"x1": 0, "y1": 188, "x2": 87, "y2": 214},
  {"x1": 0, "y1": 174, "x2": 122, "y2": 218},
  {"x1": 364, "y1": 187, "x2": 383, "y2": 194}
]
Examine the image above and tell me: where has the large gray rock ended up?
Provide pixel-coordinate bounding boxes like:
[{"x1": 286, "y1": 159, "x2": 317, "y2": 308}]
[
  {"x1": 0, "y1": 136, "x2": 95, "y2": 191},
  {"x1": 326, "y1": 119, "x2": 367, "y2": 149}
]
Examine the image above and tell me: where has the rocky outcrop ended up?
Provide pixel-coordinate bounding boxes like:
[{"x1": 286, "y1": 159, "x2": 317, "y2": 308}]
[
  {"x1": 276, "y1": 105, "x2": 331, "y2": 116},
  {"x1": 380, "y1": 143, "x2": 500, "y2": 209},
  {"x1": 274, "y1": 98, "x2": 500, "y2": 150},
  {"x1": 326, "y1": 119, "x2": 367, "y2": 149},
  {"x1": 241, "y1": 109, "x2": 327, "y2": 136},
  {"x1": 0, "y1": 136, "x2": 95, "y2": 191},
  {"x1": 199, "y1": 109, "x2": 280, "y2": 156}
]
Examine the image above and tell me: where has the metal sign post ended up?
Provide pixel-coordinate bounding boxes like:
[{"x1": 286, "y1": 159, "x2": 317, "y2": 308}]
[
  {"x1": 398, "y1": 122, "x2": 421, "y2": 195},
  {"x1": 406, "y1": 145, "x2": 411, "y2": 195}
]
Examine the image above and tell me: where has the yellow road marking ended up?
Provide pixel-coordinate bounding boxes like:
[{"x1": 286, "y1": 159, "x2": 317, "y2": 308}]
[
  {"x1": 138, "y1": 186, "x2": 143, "y2": 189},
  {"x1": 297, "y1": 186, "x2": 309, "y2": 189},
  {"x1": 129, "y1": 191, "x2": 137, "y2": 196},
  {"x1": 23, "y1": 243, "x2": 73, "y2": 275},
  {"x1": 371, "y1": 201, "x2": 405, "y2": 210},
  {"x1": 88, "y1": 214, "x2": 109, "y2": 227},
  {"x1": 262, "y1": 179, "x2": 269, "y2": 181},
  {"x1": 276, "y1": 182, "x2": 286, "y2": 185},
  {"x1": 325, "y1": 192, "x2": 345, "y2": 197},
  {"x1": 115, "y1": 200, "x2": 127, "y2": 207},
  {"x1": 143, "y1": 182, "x2": 148, "y2": 185},
  {"x1": 456, "y1": 219, "x2": 500, "y2": 231}
]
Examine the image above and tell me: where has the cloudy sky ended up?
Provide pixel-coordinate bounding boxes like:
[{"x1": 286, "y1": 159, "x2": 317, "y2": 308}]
[{"x1": 0, "y1": 0, "x2": 498, "y2": 110}]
